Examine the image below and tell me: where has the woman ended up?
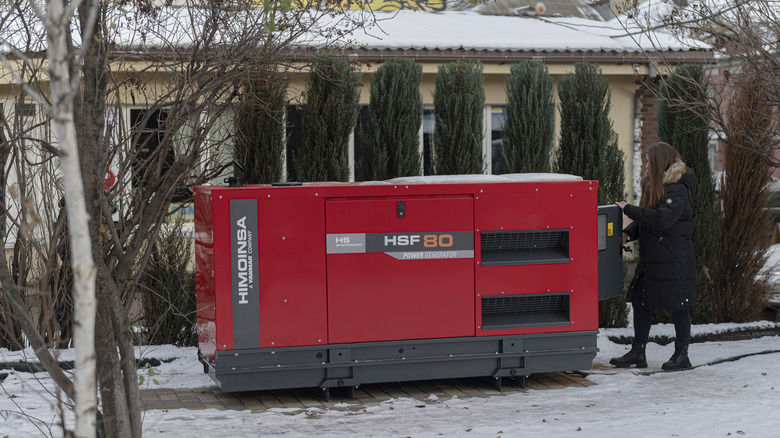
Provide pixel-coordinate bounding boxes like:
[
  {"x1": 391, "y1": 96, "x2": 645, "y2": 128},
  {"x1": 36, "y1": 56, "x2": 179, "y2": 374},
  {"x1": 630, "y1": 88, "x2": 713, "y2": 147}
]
[{"x1": 610, "y1": 142, "x2": 697, "y2": 371}]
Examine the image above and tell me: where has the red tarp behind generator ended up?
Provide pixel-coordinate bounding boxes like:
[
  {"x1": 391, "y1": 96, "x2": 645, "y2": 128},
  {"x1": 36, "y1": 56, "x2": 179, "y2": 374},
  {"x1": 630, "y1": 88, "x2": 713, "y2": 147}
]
[{"x1": 195, "y1": 174, "x2": 622, "y2": 393}]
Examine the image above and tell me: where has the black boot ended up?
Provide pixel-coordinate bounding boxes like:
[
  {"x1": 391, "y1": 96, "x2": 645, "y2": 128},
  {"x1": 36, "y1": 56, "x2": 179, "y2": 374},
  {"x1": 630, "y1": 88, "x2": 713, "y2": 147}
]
[
  {"x1": 662, "y1": 341, "x2": 692, "y2": 371},
  {"x1": 609, "y1": 341, "x2": 648, "y2": 368}
]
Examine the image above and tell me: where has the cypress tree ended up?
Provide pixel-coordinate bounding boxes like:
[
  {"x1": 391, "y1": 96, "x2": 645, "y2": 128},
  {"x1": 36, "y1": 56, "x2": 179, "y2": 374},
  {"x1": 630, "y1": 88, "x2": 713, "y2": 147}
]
[
  {"x1": 658, "y1": 64, "x2": 720, "y2": 323},
  {"x1": 433, "y1": 61, "x2": 485, "y2": 175},
  {"x1": 555, "y1": 62, "x2": 627, "y2": 327},
  {"x1": 717, "y1": 77, "x2": 774, "y2": 322},
  {"x1": 555, "y1": 62, "x2": 625, "y2": 204},
  {"x1": 233, "y1": 76, "x2": 288, "y2": 183},
  {"x1": 501, "y1": 61, "x2": 555, "y2": 173},
  {"x1": 360, "y1": 58, "x2": 423, "y2": 180},
  {"x1": 294, "y1": 56, "x2": 361, "y2": 182}
]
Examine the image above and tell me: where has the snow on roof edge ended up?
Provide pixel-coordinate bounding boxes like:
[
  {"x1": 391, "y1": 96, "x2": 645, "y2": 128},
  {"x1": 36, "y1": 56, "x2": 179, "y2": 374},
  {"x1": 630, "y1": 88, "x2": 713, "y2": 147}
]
[{"x1": 386, "y1": 173, "x2": 583, "y2": 184}]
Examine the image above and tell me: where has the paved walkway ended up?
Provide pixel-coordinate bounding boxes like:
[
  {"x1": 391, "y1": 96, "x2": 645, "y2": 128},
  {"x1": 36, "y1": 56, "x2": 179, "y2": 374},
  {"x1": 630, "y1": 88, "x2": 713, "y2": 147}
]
[{"x1": 139, "y1": 372, "x2": 593, "y2": 412}]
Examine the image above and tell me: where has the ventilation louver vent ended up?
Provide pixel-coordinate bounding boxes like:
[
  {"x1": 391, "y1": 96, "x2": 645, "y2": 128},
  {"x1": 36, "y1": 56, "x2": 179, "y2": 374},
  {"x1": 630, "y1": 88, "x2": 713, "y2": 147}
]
[
  {"x1": 480, "y1": 229, "x2": 569, "y2": 266},
  {"x1": 482, "y1": 293, "x2": 570, "y2": 330}
]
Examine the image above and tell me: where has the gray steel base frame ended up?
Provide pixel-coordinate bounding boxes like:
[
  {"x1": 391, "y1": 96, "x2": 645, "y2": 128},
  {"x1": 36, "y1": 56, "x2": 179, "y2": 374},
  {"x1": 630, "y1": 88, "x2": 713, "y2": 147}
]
[{"x1": 198, "y1": 331, "x2": 597, "y2": 393}]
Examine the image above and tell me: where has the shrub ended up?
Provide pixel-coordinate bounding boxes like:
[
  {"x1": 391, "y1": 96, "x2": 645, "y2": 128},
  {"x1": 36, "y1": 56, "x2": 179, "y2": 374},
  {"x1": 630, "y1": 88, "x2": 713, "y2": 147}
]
[
  {"x1": 233, "y1": 76, "x2": 288, "y2": 184},
  {"x1": 359, "y1": 58, "x2": 423, "y2": 180},
  {"x1": 717, "y1": 76, "x2": 774, "y2": 322},
  {"x1": 293, "y1": 56, "x2": 361, "y2": 182},
  {"x1": 139, "y1": 214, "x2": 196, "y2": 347},
  {"x1": 501, "y1": 61, "x2": 555, "y2": 173},
  {"x1": 433, "y1": 61, "x2": 485, "y2": 175}
]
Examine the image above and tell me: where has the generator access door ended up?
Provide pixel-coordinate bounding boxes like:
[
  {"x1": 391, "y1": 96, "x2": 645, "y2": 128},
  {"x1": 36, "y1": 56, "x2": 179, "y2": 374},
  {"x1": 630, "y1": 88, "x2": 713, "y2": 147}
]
[
  {"x1": 325, "y1": 195, "x2": 475, "y2": 344},
  {"x1": 598, "y1": 204, "x2": 623, "y2": 301}
]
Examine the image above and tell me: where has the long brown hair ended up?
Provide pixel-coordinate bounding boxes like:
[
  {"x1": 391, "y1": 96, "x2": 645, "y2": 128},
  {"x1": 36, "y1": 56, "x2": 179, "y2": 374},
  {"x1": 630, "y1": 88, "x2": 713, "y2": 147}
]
[{"x1": 639, "y1": 142, "x2": 682, "y2": 208}]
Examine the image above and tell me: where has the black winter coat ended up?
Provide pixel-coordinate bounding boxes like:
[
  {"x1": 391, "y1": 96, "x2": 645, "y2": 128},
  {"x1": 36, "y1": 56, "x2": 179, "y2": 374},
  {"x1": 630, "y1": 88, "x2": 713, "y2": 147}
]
[{"x1": 623, "y1": 162, "x2": 697, "y2": 310}]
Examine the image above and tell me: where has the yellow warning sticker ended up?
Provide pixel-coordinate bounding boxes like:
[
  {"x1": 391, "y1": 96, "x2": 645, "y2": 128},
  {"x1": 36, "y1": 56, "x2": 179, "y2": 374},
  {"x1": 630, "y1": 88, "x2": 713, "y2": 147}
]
[{"x1": 607, "y1": 222, "x2": 614, "y2": 236}]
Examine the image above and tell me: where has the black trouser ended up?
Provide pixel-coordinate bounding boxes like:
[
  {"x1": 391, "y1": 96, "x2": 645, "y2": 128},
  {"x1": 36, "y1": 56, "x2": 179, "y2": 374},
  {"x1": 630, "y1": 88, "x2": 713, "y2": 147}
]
[{"x1": 632, "y1": 303, "x2": 691, "y2": 345}]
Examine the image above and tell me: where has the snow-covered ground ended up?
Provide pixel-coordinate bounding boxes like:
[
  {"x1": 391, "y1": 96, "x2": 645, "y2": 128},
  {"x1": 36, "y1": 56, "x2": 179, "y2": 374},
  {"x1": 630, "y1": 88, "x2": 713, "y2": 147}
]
[{"x1": 2, "y1": 322, "x2": 779, "y2": 437}]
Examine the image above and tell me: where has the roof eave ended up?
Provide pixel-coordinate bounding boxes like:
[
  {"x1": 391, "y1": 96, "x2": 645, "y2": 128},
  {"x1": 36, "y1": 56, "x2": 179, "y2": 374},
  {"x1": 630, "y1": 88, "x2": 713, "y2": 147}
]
[{"x1": 344, "y1": 48, "x2": 715, "y2": 65}]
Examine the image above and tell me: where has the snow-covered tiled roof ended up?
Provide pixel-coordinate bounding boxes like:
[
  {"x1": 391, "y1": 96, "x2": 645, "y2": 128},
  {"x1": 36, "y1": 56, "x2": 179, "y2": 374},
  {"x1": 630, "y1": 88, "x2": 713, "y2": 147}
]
[{"x1": 346, "y1": 10, "x2": 709, "y2": 54}]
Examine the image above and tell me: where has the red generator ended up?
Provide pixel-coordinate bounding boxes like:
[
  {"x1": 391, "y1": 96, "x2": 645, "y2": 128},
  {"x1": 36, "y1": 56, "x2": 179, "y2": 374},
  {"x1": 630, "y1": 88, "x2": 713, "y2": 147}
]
[{"x1": 195, "y1": 174, "x2": 623, "y2": 393}]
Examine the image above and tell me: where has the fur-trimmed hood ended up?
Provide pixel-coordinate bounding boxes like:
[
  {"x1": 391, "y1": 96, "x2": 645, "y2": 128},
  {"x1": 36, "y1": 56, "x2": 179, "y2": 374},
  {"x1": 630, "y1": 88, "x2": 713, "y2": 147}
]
[{"x1": 663, "y1": 160, "x2": 694, "y2": 188}]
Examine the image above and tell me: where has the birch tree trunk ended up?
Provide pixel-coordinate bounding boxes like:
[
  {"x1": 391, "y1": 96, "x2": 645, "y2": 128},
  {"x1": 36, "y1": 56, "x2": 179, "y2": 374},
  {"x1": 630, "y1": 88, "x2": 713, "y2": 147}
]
[{"x1": 44, "y1": 1, "x2": 97, "y2": 436}]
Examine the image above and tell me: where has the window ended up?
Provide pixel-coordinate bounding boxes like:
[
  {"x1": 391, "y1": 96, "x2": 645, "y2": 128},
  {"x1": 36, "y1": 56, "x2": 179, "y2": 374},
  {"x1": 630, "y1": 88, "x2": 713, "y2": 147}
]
[
  {"x1": 285, "y1": 105, "x2": 303, "y2": 182},
  {"x1": 422, "y1": 108, "x2": 435, "y2": 175},
  {"x1": 17, "y1": 102, "x2": 36, "y2": 125},
  {"x1": 16, "y1": 103, "x2": 49, "y2": 150},
  {"x1": 130, "y1": 108, "x2": 187, "y2": 200},
  {"x1": 490, "y1": 106, "x2": 506, "y2": 174},
  {"x1": 353, "y1": 105, "x2": 370, "y2": 181}
]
